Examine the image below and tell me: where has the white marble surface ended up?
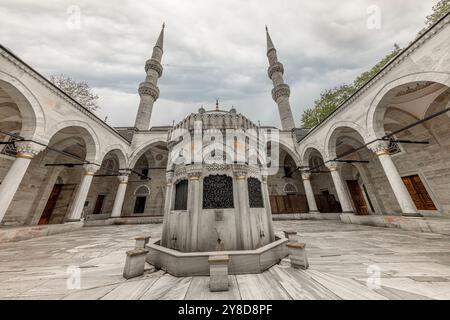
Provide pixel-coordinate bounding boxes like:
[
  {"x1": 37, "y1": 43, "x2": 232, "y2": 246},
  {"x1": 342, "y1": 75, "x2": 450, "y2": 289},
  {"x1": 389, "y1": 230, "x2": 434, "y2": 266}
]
[{"x1": 1, "y1": 221, "x2": 450, "y2": 300}]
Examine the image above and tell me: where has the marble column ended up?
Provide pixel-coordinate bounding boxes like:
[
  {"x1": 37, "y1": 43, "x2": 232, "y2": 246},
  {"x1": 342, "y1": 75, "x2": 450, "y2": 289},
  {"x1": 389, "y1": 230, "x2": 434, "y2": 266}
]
[
  {"x1": 0, "y1": 142, "x2": 44, "y2": 223},
  {"x1": 261, "y1": 175, "x2": 275, "y2": 242},
  {"x1": 368, "y1": 141, "x2": 419, "y2": 216},
  {"x1": 66, "y1": 164, "x2": 99, "y2": 222},
  {"x1": 187, "y1": 166, "x2": 202, "y2": 251},
  {"x1": 161, "y1": 171, "x2": 174, "y2": 247},
  {"x1": 111, "y1": 171, "x2": 129, "y2": 218},
  {"x1": 301, "y1": 171, "x2": 319, "y2": 213},
  {"x1": 234, "y1": 166, "x2": 253, "y2": 250},
  {"x1": 326, "y1": 162, "x2": 354, "y2": 213}
]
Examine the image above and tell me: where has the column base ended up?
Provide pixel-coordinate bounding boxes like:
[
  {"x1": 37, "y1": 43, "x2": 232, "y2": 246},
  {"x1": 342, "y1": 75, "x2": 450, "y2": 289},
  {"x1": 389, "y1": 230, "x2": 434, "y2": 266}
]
[{"x1": 308, "y1": 211, "x2": 320, "y2": 214}]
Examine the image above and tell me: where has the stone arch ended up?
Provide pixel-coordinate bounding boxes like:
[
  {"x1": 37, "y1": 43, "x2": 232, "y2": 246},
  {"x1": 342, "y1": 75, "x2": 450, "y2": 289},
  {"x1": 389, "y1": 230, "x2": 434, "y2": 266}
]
[
  {"x1": 366, "y1": 72, "x2": 450, "y2": 140},
  {"x1": 272, "y1": 141, "x2": 301, "y2": 167},
  {"x1": 46, "y1": 121, "x2": 100, "y2": 163},
  {"x1": 425, "y1": 88, "x2": 450, "y2": 119},
  {"x1": 283, "y1": 183, "x2": 298, "y2": 194},
  {"x1": 134, "y1": 185, "x2": 150, "y2": 196},
  {"x1": 129, "y1": 138, "x2": 168, "y2": 168},
  {"x1": 0, "y1": 72, "x2": 46, "y2": 140},
  {"x1": 99, "y1": 145, "x2": 128, "y2": 169},
  {"x1": 300, "y1": 144, "x2": 326, "y2": 165},
  {"x1": 324, "y1": 122, "x2": 369, "y2": 160}
]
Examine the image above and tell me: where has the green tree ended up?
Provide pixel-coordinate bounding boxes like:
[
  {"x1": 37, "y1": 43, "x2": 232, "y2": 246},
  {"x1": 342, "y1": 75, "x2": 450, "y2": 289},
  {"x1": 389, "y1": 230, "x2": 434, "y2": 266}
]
[
  {"x1": 300, "y1": 0, "x2": 450, "y2": 129},
  {"x1": 300, "y1": 45, "x2": 400, "y2": 128},
  {"x1": 425, "y1": 0, "x2": 450, "y2": 27}
]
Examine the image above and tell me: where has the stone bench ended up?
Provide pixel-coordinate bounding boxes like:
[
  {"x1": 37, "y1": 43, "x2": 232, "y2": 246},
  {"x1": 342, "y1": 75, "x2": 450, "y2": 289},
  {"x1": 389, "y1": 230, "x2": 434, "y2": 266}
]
[
  {"x1": 208, "y1": 255, "x2": 230, "y2": 292},
  {"x1": 284, "y1": 230, "x2": 300, "y2": 243},
  {"x1": 135, "y1": 235, "x2": 151, "y2": 249},
  {"x1": 123, "y1": 248, "x2": 149, "y2": 279},
  {"x1": 287, "y1": 242, "x2": 309, "y2": 270}
]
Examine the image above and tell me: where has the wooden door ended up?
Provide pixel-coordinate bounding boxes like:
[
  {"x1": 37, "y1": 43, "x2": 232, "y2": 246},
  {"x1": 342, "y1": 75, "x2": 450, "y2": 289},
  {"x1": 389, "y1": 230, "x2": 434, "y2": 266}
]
[
  {"x1": 402, "y1": 175, "x2": 437, "y2": 211},
  {"x1": 269, "y1": 195, "x2": 309, "y2": 214},
  {"x1": 39, "y1": 184, "x2": 63, "y2": 225},
  {"x1": 270, "y1": 196, "x2": 279, "y2": 214},
  {"x1": 92, "y1": 195, "x2": 105, "y2": 215},
  {"x1": 346, "y1": 180, "x2": 369, "y2": 215}
]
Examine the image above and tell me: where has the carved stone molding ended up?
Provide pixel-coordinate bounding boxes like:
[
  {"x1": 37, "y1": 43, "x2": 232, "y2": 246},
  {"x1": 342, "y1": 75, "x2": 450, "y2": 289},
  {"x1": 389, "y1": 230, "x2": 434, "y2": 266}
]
[
  {"x1": 166, "y1": 171, "x2": 174, "y2": 184},
  {"x1": 301, "y1": 171, "x2": 312, "y2": 181},
  {"x1": 145, "y1": 58, "x2": 163, "y2": 78},
  {"x1": 368, "y1": 141, "x2": 390, "y2": 156},
  {"x1": 117, "y1": 174, "x2": 129, "y2": 184},
  {"x1": 138, "y1": 82, "x2": 160, "y2": 100},
  {"x1": 268, "y1": 62, "x2": 284, "y2": 79},
  {"x1": 186, "y1": 164, "x2": 202, "y2": 180},
  {"x1": 272, "y1": 84, "x2": 291, "y2": 101},
  {"x1": 325, "y1": 162, "x2": 340, "y2": 172},
  {"x1": 15, "y1": 141, "x2": 45, "y2": 159},
  {"x1": 205, "y1": 163, "x2": 230, "y2": 172},
  {"x1": 232, "y1": 164, "x2": 248, "y2": 179},
  {"x1": 83, "y1": 164, "x2": 99, "y2": 176}
]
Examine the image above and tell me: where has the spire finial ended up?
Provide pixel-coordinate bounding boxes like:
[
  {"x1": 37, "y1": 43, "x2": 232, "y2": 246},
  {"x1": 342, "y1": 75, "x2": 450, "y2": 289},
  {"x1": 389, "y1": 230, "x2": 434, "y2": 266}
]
[
  {"x1": 215, "y1": 99, "x2": 219, "y2": 111},
  {"x1": 265, "y1": 25, "x2": 275, "y2": 53},
  {"x1": 155, "y1": 23, "x2": 165, "y2": 51}
]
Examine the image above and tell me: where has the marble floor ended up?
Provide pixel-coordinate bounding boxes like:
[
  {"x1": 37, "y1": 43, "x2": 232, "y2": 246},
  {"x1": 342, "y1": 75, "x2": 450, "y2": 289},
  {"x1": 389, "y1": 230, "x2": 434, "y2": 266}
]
[{"x1": 1, "y1": 221, "x2": 450, "y2": 300}]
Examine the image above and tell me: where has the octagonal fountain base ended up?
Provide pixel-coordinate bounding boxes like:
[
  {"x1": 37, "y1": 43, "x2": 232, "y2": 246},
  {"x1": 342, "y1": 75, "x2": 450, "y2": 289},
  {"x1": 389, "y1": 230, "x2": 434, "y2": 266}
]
[{"x1": 146, "y1": 237, "x2": 289, "y2": 277}]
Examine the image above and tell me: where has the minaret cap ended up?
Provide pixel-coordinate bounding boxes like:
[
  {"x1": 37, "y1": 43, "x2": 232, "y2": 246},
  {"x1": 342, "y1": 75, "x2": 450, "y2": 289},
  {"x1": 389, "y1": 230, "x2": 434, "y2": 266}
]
[
  {"x1": 265, "y1": 25, "x2": 275, "y2": 53},
  {"x1": 155, "y1": 23, "x2": 165, "y2": 51}
]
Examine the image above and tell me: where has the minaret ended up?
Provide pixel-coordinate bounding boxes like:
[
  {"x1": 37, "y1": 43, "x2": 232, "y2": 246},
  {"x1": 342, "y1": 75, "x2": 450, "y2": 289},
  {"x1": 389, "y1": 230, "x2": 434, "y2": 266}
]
[
  {"x1": 265, "y1": 26, "x2": 295, "y2": 130},
  {"x1": 134, "y1": 23, "x2": 165, "y2": 130}
]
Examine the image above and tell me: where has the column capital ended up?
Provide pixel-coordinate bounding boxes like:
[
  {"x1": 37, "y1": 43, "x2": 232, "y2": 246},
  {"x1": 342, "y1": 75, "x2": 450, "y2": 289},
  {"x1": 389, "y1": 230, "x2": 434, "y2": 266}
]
[
  {"x1": 83, "y1": 164, "x2": 99, "y2": 176},
  {"x1": 233, "y1": 164, "x2": 248, "y2": 180},
  {"x1": 186, "y1": 164, "x2": 202, "y2": 181},
  {"x1": 117, "y1": 174, "x2": 129, "y2": 184},
  {"x1": 301, "y1": 171, "x2": 312, "y2": 181},
  {"x1": 325, "y1": 161, "x2": 340, "y2": 172},
  {"x1": 15, "y1": 141, "x2": 45, "y2": 159},
  {"x1": 368, "y1": 141, "x2": 390, "y2": 156}
]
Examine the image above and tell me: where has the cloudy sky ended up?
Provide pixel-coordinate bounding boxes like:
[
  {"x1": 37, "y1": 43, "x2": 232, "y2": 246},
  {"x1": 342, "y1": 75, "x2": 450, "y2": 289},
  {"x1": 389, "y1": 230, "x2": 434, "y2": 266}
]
[{"x1": 0, "y1": 0, "x2": 438, "y2": 128}]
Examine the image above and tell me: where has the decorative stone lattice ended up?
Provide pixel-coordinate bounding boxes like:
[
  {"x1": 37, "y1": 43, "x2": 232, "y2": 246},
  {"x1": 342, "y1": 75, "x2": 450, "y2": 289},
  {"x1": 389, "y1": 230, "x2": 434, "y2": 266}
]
[
  {"x1": 248, "y1": 177, "x2": 264, "y2": 208},
  {"x1": 203, "y1": 175, "x2": 234, "y2": 209},
  {"x1": 271, "y1": 84, "x2": 291, "y2": 101}
]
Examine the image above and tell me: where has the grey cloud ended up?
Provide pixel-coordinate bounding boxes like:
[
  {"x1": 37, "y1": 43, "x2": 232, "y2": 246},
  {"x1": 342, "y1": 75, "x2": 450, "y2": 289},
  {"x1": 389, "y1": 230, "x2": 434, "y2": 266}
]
[{"x1": 0, "y1": 0, "x2": 436, "y2": 128}]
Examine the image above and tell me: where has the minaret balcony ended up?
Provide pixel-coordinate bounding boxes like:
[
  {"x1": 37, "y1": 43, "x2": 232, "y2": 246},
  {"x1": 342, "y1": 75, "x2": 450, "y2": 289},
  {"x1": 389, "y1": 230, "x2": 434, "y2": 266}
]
[
  {"x1": 145, "y1": 58, "x2": 163, "y2": 78},
  {"x1": 271, "y1": 84, "x2": 291, "y2": 101},
  {"x1": 268, "y1": 62, "x2": 284, "y2": 79}
]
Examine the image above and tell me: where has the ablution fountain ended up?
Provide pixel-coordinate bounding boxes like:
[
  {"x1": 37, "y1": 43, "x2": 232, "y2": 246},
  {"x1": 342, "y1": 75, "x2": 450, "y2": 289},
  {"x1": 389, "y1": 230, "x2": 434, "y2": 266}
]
[{"x1": 145, "y1": 105, "x2": 289, "y2": 276}]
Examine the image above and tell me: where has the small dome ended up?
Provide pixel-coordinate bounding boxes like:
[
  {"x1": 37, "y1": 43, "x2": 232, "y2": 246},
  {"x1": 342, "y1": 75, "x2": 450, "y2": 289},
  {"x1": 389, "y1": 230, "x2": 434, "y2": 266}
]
[
  {"x1": 198, "y1": 106, "x2": 206, "y2": 114},
  {"x1": 230, "y1": 106, "x2": 237, "y2": 114}
]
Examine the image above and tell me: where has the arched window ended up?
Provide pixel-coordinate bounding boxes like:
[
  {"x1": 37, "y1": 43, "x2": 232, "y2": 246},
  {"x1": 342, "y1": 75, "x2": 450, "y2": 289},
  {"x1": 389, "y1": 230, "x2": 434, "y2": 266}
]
[
  {"x1": 203, "y1": 175, "x2": 234, "y2": 209},
  {"x1": 248, "y1": 178, "x2": 264, "y2": 208},
  {"x1": 174, "y1": 180, "x2": 188, "y2": 211},
  {"x1": 283, "y1": 183, "x2": 298, "y2": 195},
  {"x1": 134, "y1": 186, "x2": 149, "y2": 214},
  {"x1": 103, "y1": 158, "x2": 116, "y2": 175}
]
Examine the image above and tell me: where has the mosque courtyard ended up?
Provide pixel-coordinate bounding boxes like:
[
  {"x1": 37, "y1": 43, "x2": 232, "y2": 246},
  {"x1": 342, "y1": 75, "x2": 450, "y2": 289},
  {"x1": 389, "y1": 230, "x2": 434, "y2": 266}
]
[{"x1": 1, "y1": 220, "x2": 449, "y2": 300}]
